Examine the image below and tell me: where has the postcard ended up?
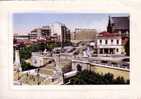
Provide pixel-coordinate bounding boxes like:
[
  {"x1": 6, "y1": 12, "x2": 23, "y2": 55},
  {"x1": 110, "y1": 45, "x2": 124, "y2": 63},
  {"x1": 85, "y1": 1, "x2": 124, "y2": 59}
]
[
  {"x1": 0, "y1": 0, "x2": 140, "y2": 99},
  {"x1": 13, "y1": 13, "x2": 130, "y2": 85}
]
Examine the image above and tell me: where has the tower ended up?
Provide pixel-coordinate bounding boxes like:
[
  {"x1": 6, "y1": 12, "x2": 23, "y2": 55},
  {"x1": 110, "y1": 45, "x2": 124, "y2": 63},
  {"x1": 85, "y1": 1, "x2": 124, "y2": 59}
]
[
  {"x1": 107, "y1": 16, "x2": 113, "y2": 33},
  {"x1": 14, "y1": 50, "x2": 22, "y2": 72}
]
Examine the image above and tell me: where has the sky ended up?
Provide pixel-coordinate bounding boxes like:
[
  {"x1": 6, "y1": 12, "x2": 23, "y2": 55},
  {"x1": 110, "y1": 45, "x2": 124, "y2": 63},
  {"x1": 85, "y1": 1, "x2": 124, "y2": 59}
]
[{"x1": 13, "y1": 13, "x2": 129, "y2": 34}]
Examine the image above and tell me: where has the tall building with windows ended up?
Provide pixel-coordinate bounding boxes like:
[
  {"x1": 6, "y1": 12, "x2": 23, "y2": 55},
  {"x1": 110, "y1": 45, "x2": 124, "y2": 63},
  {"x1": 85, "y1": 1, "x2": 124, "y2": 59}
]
[
  {"x1": 72, "y1": 28, "x2": 97, "y2": 42},
  {"x1": 29, "y1": 26, "x2": 51, "y2": 41},
  {"x1": 50, "y1": 22, "x2": 71, "y2": 44},
  {"x1": 28, "y1": 22, "x2": 71, "y2": 44},
  {"x1": 107, "y1": 16, "x2": 129, "y2": 36}
]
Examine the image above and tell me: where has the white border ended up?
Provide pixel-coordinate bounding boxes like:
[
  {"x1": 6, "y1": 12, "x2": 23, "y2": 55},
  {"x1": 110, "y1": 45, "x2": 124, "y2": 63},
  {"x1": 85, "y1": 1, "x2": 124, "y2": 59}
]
[
  {"x1": 1, "y1": 0, "x2": 141, "y2": 98},
  {"x1": 9, "y1": 11, "x2": 130, "y2": 90}
]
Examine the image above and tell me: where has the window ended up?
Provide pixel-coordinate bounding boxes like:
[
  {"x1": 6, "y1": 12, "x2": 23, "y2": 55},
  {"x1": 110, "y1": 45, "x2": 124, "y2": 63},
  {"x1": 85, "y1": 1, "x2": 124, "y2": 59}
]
[
  {"x1": 105, "y1": 40, "x2": 108, "y2": 44},
  {"x1": 100, "y1": 40, "x2": 102, "y2": 44},
  {"x1": 77, "y1": 64, "x2": 82, "y2": 72},
  {"x1": 100, "y1": 49, "x2": 103, "y2": 54},
  {"x1": 34, "y1": 60, "x2": 37, "y2": 64},
  {"x1": 117, "y1": 40, "x2": 119, "y2": 44},
  {"x1": 116, "y1": 48, "x2": 119, "y2": 52},
  {"x1": 111, "y1": 39, "x2": 113, "y2": 43}
]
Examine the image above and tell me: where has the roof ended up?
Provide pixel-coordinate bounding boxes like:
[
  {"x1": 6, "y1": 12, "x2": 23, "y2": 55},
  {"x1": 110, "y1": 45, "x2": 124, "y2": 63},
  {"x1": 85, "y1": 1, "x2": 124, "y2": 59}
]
[
  {"x1": 15, "y1": 39, "x2": 32, "y2": 45},
  {"x1": 98, "y1": 31, "x2": 120, "y2": 37}
]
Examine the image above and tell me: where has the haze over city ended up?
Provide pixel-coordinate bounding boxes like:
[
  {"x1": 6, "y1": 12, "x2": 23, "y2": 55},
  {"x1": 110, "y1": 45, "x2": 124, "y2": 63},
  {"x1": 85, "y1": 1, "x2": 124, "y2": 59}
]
[{"x1": 13, "y1": 13, "x2": 129, "y2": 34}]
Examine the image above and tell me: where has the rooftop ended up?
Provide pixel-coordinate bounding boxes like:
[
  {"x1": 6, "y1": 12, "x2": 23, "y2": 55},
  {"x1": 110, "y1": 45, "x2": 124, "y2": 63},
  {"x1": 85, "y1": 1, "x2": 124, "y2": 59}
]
[{"x1": 98, "y1": 31, "x2": 121, "y2": 37}]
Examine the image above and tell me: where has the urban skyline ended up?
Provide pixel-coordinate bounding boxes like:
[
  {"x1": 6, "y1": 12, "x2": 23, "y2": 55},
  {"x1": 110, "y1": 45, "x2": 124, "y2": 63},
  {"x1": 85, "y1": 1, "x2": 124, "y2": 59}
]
[
  {"x1": 13, "y1": 13, "x2": 129, "y2": 34},
  {"x1": 13, "y1": 14, "x2": 130, "y2": 85}
]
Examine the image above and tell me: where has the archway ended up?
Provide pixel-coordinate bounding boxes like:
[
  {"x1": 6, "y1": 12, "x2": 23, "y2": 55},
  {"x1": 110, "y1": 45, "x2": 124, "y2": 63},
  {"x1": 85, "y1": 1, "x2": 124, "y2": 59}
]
[{"x1": 76, "y1": 64, "x2": 82, "y2": 72}]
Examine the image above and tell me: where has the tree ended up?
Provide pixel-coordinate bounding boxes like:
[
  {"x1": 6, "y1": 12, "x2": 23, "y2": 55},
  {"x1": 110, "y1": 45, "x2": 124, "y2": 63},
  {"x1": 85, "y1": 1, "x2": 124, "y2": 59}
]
[
  {"x1": 19, "y1": 46, "x2": 32, "y2": 60},
  {"x1": 19, "y1": 42, "x2": 58, "y2": 71},
  {"x1": 103, "y1": 72, "x2": 114, "y2": 84},
  {"x1": 124, "y1": 39, "x2": 130, "y2": 56},
  {"x1": 67, "y1": 70, "x2": 129, "y2": 85},
  {"x1": 21, "y1": 59, "x2": 32, "y2": 71},
  {"x1": 113, "y1": 76, "x2": 126, "y2": 84}
]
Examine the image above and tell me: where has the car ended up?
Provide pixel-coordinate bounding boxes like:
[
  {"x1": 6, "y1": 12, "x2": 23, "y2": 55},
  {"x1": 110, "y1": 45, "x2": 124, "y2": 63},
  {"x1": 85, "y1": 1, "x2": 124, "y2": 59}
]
[{"x1": 120, "y1": 63, "x2": 129, "y2": 68}]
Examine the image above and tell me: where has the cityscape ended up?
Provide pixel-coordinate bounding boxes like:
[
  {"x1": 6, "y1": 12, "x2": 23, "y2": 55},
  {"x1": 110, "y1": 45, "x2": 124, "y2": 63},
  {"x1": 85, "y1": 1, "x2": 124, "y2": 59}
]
[{"x1": 13, "y1": 13, "x2": 130, "y2": 85}]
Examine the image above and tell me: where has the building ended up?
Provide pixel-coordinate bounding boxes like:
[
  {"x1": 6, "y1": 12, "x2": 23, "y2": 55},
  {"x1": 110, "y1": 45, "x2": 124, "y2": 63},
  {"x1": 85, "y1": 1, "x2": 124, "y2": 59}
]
[
  {"x1": 13, "y1": 34, "x2": 33, "y2": 47},
  {"x1": 96, "y1": 16, "x2": 130, "y2": 56},
  {"x1": 50, "y1": 22, "x2": 71, "y2": 44},
  {"x1": 29, "y1": 29, "x2": 38, "y2": 41},
  {"x1": 107, "y1": 16, "x2": 129, "y2": 36},
  {"x1": 29, "y1": 26, "x2": 51, "y2": 41},
  {"x1": 72, "y1": 28, "x2": 97, "y2": 42},
  {"x1": 14, "y1": 34, "x2": 30, "y2": 40},
  {"x1": 29, "y1": 22, "x2": 71, "y2": 45},
  {"x1": 31, "y1": 51, "x2": 53, "y2": 67},
  {"x1": 96, "y1": 31, "x2": 125, "y2": 56}
]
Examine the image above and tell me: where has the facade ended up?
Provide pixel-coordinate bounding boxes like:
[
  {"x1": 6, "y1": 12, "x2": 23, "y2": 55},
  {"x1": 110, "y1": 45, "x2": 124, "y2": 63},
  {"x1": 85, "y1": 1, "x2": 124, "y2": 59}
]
[
  {"x1": 72, "y1": 59, "x2": 129, "y2": 80},
  {"x1": 14, "y1": 34, "x2": 30, "y2": 40},
  {"x1": 96, "y1": 16, "x2": 130, "y2": 56},
  {"x1": 72, "y1": 28, "x2": 97, "y2": 42},
  {"x1": 29, "y1": 26, "x2": 51, "y2": 41},
  {"x1": 96, "y1": 32, "x2": 125, "y2": 56},
  {"x1": 13, "y1": 34, "x2": 32, "y2": 46},
  {"x1": 107, "y1": 16, "x2": 129, "y2": 36},
  {"x1": 50, "y1": 22, "x2": 71, "y2": 44},
  {"x1": 31, "y1": 51, "x2": 52, "y2": 67},
  {"x1": 29, "y1": 22, "x2": 71, "y2": 44},
  {"x1": 29, "y1": 29, "x2": 38, "y2": 41},
  {"x1": 31, "y1": 52, "x2": 46, "y2": 67}
]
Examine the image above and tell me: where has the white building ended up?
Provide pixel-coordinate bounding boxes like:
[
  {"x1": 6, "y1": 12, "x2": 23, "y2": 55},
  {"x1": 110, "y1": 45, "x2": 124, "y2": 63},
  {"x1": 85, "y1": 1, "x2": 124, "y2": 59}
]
[
  {"x1": 50, "y1": 22, "x2": 63, "y2": 36},
  {"x1": 50, "y1": 22, "x2": 71, "y2": 43},
  {"x1": 31, "y1": 52, "x2": 45, "y2": 67},
  {"x1": 31, "y1": 50, "x2": 52, "y2": 67},
  {"x1": 96, "y1": 32, "x2": 125, "y2": 56}
]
